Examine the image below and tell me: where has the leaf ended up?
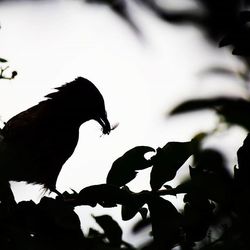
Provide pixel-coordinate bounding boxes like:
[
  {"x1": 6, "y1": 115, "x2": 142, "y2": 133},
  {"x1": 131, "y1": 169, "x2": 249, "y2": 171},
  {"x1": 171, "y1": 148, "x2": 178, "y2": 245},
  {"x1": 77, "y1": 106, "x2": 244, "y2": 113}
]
[
  {"x1": 0, "y1": 58, "x2": 7, "y2": 63},
  {"x1": 132, "y1": 217, "x2": 151, "y2": 233},
  {"x1": 219, "y1": 11, "x2": 250, "y2": 56},
  {"x1": 170, "y1": 97, "x2": 250, "y2": 130},
  {"x1": 106, "y1": 146, "x2": 155, "y2": 187},
  {"x1": 200, "y1": 66, "x2": 239, "y2": 78},
  {"x1": 183, "y1": 192, "x2": 215, "y2": 242},
  {"x1": 138, "y1": 207, "x2": 148, "y2": 220},
  {"x1": 165, "y1": 150, "x2": 232, "y2": 205},
  {"x1": 147, "y1": 196, "x2": 182, "y2": 250},
  {"x1": 150, "y1": 141, "x2": 194, "y2": 191},
  {"x1": 121, "y1": 190, "x2": 150, "y2": 221},
  {"x1": 87, "y1": 227, "x2": 102, "y2": 238},
  {"x1": 76, "y1": 184, "x2": 135, "y2": 207},
  {"x1": 194, "y1": 148, "x2": 225, "y2": 171},
  {"x1": 189, "y1": 166, "x2": 232, "y2": 205},
  {"x1": 237, "y1": 133, "x2": 250, "y2": 177},
  {"x1": 235, "y1": 133, "x2": 250, "y2": 195},
  {"x1": 93, "y1": 215, "x2": 123, "y2": 247},
  {"x1": 11, "y1": 71, "x2": 17, "y2": 79},
  {"x1": 171, "y1": 170, "x2": 232, "y2": 206},
  {"x1": 86, "y1": 0, "x2": 140, "y2": 35},
  {"x1": 38, "y1": 197, "x2": 81, "y2": 231},
  {"x1": 170, "y1": 97, "x2": 226, "y2": 114}
]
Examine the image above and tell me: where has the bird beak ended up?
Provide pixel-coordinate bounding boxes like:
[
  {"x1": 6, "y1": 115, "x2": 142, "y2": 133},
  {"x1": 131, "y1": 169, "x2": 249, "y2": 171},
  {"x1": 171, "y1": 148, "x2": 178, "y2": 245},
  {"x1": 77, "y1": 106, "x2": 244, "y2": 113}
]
[{"x1": 97, "y1": 113, "x2": 111, "y2": 135}]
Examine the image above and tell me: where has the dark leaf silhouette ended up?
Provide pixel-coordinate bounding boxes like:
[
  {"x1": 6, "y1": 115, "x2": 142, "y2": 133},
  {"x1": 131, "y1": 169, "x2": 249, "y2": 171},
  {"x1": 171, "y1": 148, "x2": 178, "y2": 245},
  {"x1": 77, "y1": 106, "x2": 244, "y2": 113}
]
[
  {"x1": 194, "y1": 148, "x2": 228, "y2": 173},
  {"x1": 93, "y1": 214, "x2": 123, "y2": 247},
  {"x1": 106, "y1": 146, "x2": 154, "y2": 187},
  {"x1": 0, "y1": 58, "x2": 7, "y2": 63},
  {"x1": 159, "y1": 148, "x2": 233, "y2": 206},
  {"x1": 5, "y1": 197, "x2": 84, "y2": 250},
  {"x1": 236, "y1": 133, "x2": 250, "y2": 183},
  {"x1": 148, "y1": 195, "x2": 183, "y2": 250},
  {"x1": 170, "y1": 97, "x2": 250, "y2": 130},
  {"x1": 37, "y1": 197, "x2": 82, "y2": 233},
  {"x1": 219, "y1": 11, "x2": 250, "y2": 55},
  {"x1": 235, "y1": 133, "x2": 250, "y2": 208},
  {"x1": 183, "y1": 192, "x2": 215, "y2": 243},
  {"x1": 132, "y1": 217, "x2": 151, "y2": 233},
  {"x1": 121, "y1": 190, "x2": 150, "y2": 221},
  {"x1": 76, "y1": 184, "x2": 135, "y2": 207},
  {"x1": 138, "y1": 207, "x2": 148, "y2": 220},
  {"x1": 150, "y1": 141, "x2": 194, "y2": 191},
  {"x1": 0, "y1": 77, "x2": 111, "y2": 196},
  {"x1": 108, "y1": 0, "x2": 241, "y2": 43},
  {"x1": 233, "y1": 133, "x2": 250, "y2": 249},
  {"x1": 191, "y1": 166, "x2": 231, "y2": 204}
]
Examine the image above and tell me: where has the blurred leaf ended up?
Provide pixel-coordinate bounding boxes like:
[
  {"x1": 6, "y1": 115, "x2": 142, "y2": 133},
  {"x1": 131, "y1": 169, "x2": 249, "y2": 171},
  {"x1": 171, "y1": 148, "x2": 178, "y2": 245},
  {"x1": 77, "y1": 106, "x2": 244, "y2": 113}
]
[
  {"x1": 194, "y1": 148, "x2": 227, "y2": 172},
  {"x1": 200, "y1": 66, "x2": 239, "y2": 77},
  {"x1": 219, "y1": 11, "x2": 250, "y2": 56},
  {"x1": 107, "y1": 146, "x2": 155, "y2": 187},
  {"x1": 237, "y1": 133, "x2": 250, "y2": 179},
  {"x1": 170, "y1": 97, "x2": 250, "y2": 130},
  {"x1": 132, "y1": 217, "x2": 151, "y2": 233},
  {"x1": 0, "y1": 58, "x2": 7, "y2": 63},
  {"x1": 150, "y1": 141, "x2": 194, "y2": 191},
  {"x1": 93, "y1": 215, "x2": 122, "y2": 247},
  {"x1": 194, "y1": 148, "x2": 232, "y2": 177},
  {"x1": 170, "y1": 97, "x2": 237, "y2": 114},
  {"x1": 88, "y1": 227, "x2": 102, "y2": 238},
  {"x1": 76, "y1": 184, "x2": 135, "y2": 207},
  {"x1": 148, "y1": 195, "x2": 183, "y2": 250},
  {"x1": 166, "y1": 160, "x2": 232, "y2": 206},
  {"x1": 85, "y1": 0, "x2": 140, "y2": 34},
  {"x1": 138, "y1": 207, "x2": 148, "y2": 220},
  {"x1": 189, "y1": 166, "x2": 232, "y2": 205},
  {"x1": 235, "y1": 133, "x2": 250, "y2": 203},
  {"x1": 136, "y1": 0, "x2": 241, "y2": 43}
]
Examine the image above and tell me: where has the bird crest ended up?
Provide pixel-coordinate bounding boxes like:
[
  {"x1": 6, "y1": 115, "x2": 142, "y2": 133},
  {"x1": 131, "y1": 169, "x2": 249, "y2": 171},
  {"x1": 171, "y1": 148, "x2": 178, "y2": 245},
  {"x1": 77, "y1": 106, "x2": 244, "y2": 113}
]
[{"x1": 45, "y1": 77, "x2": 103, "y2": 103}]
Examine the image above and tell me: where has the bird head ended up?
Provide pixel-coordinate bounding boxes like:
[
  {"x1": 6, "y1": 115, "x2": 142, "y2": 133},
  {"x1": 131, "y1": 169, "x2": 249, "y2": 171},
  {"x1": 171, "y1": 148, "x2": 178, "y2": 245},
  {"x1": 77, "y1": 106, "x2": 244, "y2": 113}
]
[{"x1": 45, "y1": 77, "x2": 111, "y2": 134}]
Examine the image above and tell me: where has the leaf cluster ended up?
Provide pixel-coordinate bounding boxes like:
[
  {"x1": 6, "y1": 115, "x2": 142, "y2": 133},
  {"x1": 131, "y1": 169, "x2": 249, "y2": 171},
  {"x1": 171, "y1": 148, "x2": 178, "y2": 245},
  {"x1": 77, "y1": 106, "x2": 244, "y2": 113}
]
[
  {"x1": 1, "y1": 0, "x2": 250, "y2": 249},
  {"x1": 0, "y1": 128, "x2": 249, "y2": 250},
  {"x1": 0, "y1": 57, "x2": 17, "y2": 80}
]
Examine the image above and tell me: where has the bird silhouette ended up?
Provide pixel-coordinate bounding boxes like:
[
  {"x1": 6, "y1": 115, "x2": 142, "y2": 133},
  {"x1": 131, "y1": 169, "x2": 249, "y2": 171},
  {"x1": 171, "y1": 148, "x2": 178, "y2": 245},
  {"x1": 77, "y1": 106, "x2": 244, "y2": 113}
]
[{"x1": 0, "y1": 77, "x2": 111, "y2": 197}]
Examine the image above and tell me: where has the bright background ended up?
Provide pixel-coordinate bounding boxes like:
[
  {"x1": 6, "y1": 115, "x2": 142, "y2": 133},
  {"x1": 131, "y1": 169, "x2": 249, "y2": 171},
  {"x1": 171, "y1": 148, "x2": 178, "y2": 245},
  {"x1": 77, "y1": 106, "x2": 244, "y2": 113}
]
[{"x1": 0, "y1": 0, "x2": 247, "y2": 245}]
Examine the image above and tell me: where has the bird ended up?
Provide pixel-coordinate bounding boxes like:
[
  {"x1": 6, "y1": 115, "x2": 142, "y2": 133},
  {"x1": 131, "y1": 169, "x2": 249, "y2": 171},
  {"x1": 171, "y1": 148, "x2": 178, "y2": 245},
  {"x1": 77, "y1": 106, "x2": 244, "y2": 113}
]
[{"x1": 0, "y1": 77, "x2": 111, "y2": 197}]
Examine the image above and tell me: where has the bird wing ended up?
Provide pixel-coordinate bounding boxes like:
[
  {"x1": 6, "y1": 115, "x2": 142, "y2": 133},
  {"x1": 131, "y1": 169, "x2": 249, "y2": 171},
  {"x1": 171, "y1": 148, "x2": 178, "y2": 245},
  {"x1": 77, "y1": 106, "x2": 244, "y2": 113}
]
[
  {"x1": 0, "y1": 101, "x2": 77, "y2": 187},
  {"x1": 2, "y1": 102, "x2": 49, "y2": 141}
]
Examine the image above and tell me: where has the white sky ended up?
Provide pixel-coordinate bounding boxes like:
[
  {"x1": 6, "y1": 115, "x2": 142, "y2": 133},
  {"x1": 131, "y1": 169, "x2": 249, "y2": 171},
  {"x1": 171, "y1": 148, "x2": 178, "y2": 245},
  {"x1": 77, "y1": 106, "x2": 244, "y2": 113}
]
[{"x1": 0, "y1": 0, "x2": 247, "y2": 246}]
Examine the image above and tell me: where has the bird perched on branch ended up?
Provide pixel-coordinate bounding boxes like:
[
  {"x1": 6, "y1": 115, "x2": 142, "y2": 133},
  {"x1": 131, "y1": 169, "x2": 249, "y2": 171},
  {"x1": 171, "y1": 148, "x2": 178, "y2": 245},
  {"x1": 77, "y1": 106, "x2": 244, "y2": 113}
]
[{"x1": 0, "y1": 77, "x2": 111, "y2": 196}]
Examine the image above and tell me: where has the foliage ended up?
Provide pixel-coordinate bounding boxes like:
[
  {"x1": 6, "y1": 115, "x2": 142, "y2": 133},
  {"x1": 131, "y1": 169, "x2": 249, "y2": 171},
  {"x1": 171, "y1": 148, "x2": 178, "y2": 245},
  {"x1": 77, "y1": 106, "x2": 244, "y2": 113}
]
[
  {"x1": 1, "y1": 0, "x2": 250, "y2": 250},
  {"x1": 0, "y1": 128, "x2": 249, "y2": 249},
  {"x1": 0, "y1": 57, "x2": 17, "y2": 80}
]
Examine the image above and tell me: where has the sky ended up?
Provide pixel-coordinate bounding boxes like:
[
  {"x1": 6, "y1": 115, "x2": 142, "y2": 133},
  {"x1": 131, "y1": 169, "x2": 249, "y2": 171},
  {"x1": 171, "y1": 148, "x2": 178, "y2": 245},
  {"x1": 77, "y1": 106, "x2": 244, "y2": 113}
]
[{"x1": 0, "y1": 0, "x2": 247, "y2": 245}]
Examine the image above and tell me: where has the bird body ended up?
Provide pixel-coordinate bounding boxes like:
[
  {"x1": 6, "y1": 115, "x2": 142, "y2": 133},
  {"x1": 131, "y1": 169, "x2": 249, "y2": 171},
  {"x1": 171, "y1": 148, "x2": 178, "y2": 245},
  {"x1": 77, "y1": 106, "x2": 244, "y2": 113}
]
[{"x1": 0, "y1": 77, "x2": 111, "y2": 192}]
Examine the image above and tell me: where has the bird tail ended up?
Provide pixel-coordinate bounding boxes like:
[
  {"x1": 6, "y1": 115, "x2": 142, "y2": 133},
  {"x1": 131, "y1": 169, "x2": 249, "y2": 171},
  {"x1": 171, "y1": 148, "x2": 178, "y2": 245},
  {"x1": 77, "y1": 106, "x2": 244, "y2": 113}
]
[{"x1": 0, "y1": 181, "x2": 16, "y2": 207}]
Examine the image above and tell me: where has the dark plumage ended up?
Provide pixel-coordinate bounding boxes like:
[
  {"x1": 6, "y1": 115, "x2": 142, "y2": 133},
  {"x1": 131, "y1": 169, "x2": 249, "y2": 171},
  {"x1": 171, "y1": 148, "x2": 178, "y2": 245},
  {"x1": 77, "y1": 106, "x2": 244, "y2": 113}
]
[{"x1": 0, "y1": 77, "x2": 111, "y2": 194}]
